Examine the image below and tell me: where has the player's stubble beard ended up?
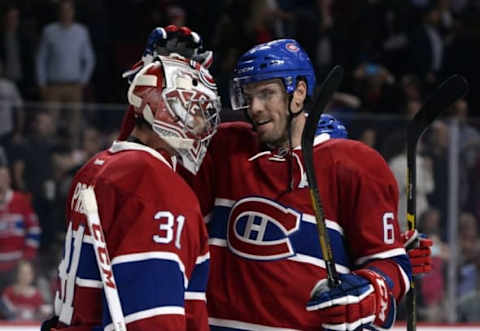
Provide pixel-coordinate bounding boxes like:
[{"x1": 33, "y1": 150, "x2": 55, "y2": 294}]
[{"x1": 260, "y1": 111, "x2": 290, "y2": 150}]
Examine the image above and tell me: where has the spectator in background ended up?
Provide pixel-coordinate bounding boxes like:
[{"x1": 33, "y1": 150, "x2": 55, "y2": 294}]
[
  {"x1": 449, "y1": 99, "x2": 480, "y2": 168},
  {"x1": 394, "y1": 74, "x2": 424, "y2": 114},
  {"x1": 1, "y1": 260, "x2": 49, "y2": 321},
  {"x1": 446, "y1": 99, "x2": 480, "y2": 213},
  {"x1": 352, "y1": 61, "x2": 397, "y2": 113},
  {"x1": 51, "y1": 126, "x2": 103, "y2": 240},
  {"x1": 388, "y1": 101, "x2": 434, "y2": 231},
  {"x1": 0, "y1": 4, "x2": 22, "y2": 86},
  {"x1": 0, "y1": 60, "x2": 24, "y2": 149},
  {"x1": 408, "y1": 3, "x2": 445, "y2": 86},
  {"x1": 165, "y1": 5, "x2": 186, "y2": 27},
  {"x1": 417, "y1": 207, "x2": 449, "y2": 322},
  {"x1": 458, "y1": 247, "x2": 480, "y2": 322},
  {"x1": 10, "y1": 111, "x2": 55, "y2": 253},
  {"x1": 471, "y1": 154, "x2": 480, "y2": 222},
  {"x1": 458, "y1": 212, "x2": 480, "y2": 298},
  {"x1": 390, "y1": 150, "x2": 434, "y2": 232},
  {"x1": 0, "y1": 4, "x2": 35, "y2": 99},
  {"x1": 0, "y1": 148, "x2": 40, "y2": 292},
  {"x1": 245, "y1": 0, "x2": 276, "y2": 44},
  {"x1": 425, "y1": 120, "x2": 451, "y2": 234},
  {"x1": 35, "y1": 0, "x2": 95, "y2": 148},
  {"x1": 418, "y1": 208, "x2": 449, "y2": 258}
]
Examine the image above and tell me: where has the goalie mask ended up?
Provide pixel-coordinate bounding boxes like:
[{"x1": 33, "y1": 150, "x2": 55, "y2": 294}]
[{"x1": 127, "y1": 56, "x2": 221, "y2": 174}]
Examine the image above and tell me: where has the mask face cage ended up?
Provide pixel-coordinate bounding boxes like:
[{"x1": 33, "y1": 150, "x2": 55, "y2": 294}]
[
  {"x1": 151, "y1": 58, "x2": 221, "y2": 174},
  {"x1": 161, "y1": 86, "x2": 221, "y2": 142}
]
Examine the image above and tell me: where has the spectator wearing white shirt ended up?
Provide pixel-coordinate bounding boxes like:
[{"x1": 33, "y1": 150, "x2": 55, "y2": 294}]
[{"x1": 35, "y1": 0, "x2": 95, "y2": 147}]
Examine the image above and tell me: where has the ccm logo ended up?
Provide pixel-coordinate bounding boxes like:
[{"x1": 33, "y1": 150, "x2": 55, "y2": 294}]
[{"x1": 91, "y1": 223, "x2": 116, "y2": 289}]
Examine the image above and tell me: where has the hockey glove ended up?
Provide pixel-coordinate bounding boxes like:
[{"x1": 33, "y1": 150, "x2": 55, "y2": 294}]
[
  {"x1": 307, "y1": 269, "x2": 395, "y2": 331},
  {"x1": 40, "y1": 315, "x2": 58, "y2": 331},
  {"x1": 401, "y1": 229, "x2": 433, "y2": 275},
  {"x1": 122, "y1": 25, "x2": 213, "y2": 80}
]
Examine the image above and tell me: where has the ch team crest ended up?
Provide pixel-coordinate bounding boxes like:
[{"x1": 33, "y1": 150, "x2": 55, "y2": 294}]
[{"x1": 227, "y1": 197, "x2": 301, "y2": 260}]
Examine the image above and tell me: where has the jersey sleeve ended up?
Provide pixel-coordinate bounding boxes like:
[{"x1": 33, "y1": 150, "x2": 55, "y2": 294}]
[
  {"x1": 335, "y1": 143, "x2": 412, "y2": 300},
  {"x1": 184, "y1": 246, "x2": 209, "y2": 331}
]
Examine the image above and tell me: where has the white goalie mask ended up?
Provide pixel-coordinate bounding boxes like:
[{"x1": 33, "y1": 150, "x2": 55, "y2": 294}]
[{"x1": 128, "y1": 56, "x2": 221, "y2": 174}]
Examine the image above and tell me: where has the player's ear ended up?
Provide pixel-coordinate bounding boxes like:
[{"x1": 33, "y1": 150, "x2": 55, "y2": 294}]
[{"x1": 292, "y1": 80, "x2": 307, "y2": 110}]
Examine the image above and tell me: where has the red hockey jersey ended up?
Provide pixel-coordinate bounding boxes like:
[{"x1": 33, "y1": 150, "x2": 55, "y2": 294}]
[
  {"x1": 0, "y1": 190, "x2": 40, "y2": 272},
  {"x1": 185, "y1": 122, "x2": 412, "y2": 330},
  {"x1": 53, "y1": 140, "x2": 210, "y2": 331},
  {"x1": 2, "y1": 285, "x2": 45, "y2": 321}
]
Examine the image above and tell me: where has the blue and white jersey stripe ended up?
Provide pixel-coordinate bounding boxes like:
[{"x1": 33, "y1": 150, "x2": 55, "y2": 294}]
[
  {"x1": 68, "y1": 230, "x2": 206, "y2": 328},
  {"x1": 102, "y1": 256, "x2": 186, "y2": 327}
]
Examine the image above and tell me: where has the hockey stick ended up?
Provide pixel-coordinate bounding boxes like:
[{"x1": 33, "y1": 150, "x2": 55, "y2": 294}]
[
  {"x1": 406, "y1": 74, "x2": 468, "y2": 331},
  {"x1": 80, "y1": 187, "x2": 127, "y2": 331},
  {"x1": 301, "y1": 65, "x2": 344, "y2": 288}
]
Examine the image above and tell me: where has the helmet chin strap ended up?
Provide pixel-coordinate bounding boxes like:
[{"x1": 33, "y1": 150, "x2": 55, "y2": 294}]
[{"x1": 286, "y1": 93, "x2": 305, "y2": 191}]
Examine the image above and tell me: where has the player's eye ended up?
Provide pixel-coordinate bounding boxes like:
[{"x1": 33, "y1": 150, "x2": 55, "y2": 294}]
[
  {"x1": 260, "y1": 88, "x2": 278, "y2": 100},
  {"x1": 265, "y1": 89, "x2": 274, "y2": 97}
]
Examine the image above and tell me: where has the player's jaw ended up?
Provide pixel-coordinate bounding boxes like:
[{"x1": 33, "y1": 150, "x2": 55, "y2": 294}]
[{"x1": 250, "y1": 107, "x2": 290, "y2": 147}]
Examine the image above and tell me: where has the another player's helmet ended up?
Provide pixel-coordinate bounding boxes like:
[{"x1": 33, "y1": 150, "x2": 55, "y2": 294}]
[
  {"x1": 315, "y1": 114, "x2": 348, "y2": 138},
  {"x1": 230, "y1": 39, "x2": 316, "y2": 111},
  {"x1": 127, "y1": 55, "x2": 221, "y2": 174}
]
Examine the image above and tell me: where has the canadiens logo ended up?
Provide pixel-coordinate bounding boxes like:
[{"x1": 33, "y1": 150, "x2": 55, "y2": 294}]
[
  {"x1": 227, "y1": 197, "x2": 301, "y2": 260},
  {"x1": 286, "y1": 43, "x2": 299, "y2": 52}
]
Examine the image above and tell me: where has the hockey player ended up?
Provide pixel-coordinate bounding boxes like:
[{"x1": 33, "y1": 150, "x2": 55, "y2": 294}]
[
  {"x1": 41, "y1": 55, "x2": 221, "y2": 330},
  {"x1": 316, "y1": 114, "x2": 432, "y2": 275},
  {"x1": 133, "y1": 27, "x2": 429, "y2": 330},
  {"x1": 201, "y1": 39, "x2": 410, "y2": 330}
]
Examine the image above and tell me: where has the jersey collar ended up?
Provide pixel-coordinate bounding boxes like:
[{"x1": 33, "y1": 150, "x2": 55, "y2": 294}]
[
  {"x1": 109, "y1": 140, "x2": 177, "y2": 171},
  {"x1": 248, "y1": 133, "x2": 331, "y2": 161}
]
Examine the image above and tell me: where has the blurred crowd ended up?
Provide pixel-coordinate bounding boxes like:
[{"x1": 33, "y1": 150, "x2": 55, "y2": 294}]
[{"x1": 0, "y1": 0, "x2": 480, "y2": 324}]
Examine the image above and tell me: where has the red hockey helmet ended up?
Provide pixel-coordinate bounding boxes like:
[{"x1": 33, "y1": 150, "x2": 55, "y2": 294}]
[{"x1": 127, "y1": 55, "x2": 221, "y2": 174}]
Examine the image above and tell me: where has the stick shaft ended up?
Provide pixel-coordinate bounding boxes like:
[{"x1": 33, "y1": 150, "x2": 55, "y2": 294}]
[
  {"x1": 81, "y1": 187, "x2": 127, "y2": 331},
  {"x1": 301, "y1": 65, "x2": 344, "y2": 288},
  {"x1": 405, "y1": 74, "x2": 468, "y2": 331}
]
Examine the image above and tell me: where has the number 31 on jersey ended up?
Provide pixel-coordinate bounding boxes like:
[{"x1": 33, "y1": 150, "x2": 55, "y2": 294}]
[{"x1": 153, "y1": 211, "x2": 185, "y2": 249}]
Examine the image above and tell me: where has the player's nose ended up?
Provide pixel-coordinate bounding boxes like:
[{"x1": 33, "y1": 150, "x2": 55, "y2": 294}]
[{"x1": 249, "y1": 96, "x2": 265, "y2": 115}]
